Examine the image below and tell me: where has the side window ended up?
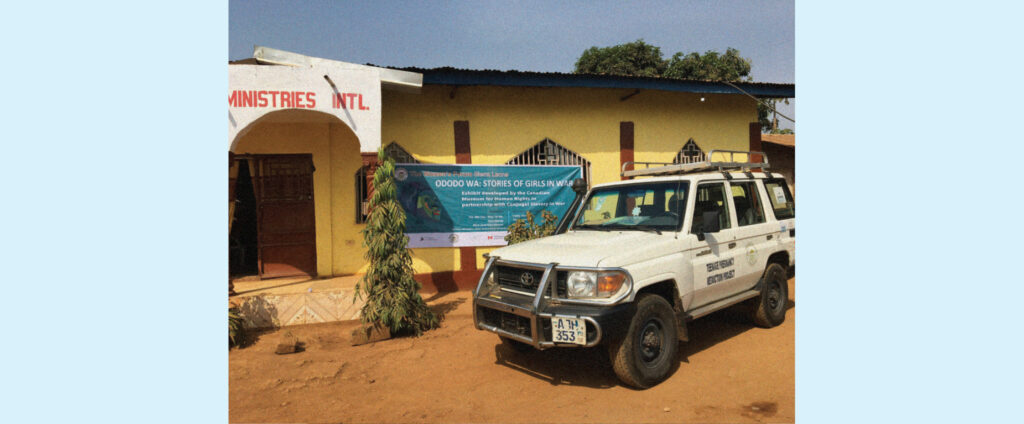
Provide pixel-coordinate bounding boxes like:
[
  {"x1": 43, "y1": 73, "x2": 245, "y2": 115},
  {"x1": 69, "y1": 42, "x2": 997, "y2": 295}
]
[
  {"x1": 691, "y1": 183, "x2": 732, "y2": 234},
  {"x1": 764, "y1": 179, "x2": 795, "y2": 219},
  {"x1": 731, "y1": 181, "x2": 766, "y2": 226}
]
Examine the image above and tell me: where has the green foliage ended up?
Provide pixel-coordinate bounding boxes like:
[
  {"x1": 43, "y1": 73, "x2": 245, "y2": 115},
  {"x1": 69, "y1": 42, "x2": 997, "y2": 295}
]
[
  {"x1": 355, "y1": 148, "x2": 439, "y2": 336},
  {"x1": 574, "y1": 39, "x2": 667, "y2": 77},
  {"x1": 574, "y1": 41, "x2": 753, "y2": 84},
  {"x1": 504, "y1": 210, "x2": 558, "y2": 245},
  {"x1": 758, "y1": 98, "x2": 792, "y2": 133},
  {"x1": 575, "y1": 42, "x2": 781, "y2": 132},
  {"x1": 664, "y1": 48, "x2": 752, "y2": 82},
  {"x1": 229, "y1": 307, "x2": 245, "y2": 348}
]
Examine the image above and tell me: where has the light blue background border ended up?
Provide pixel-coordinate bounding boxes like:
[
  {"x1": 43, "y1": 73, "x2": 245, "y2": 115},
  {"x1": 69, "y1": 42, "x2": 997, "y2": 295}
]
[
  {"x1": 2, "y1": 1, "x2": 226, "y2": 422},
  {"x1": 798, "y1": 1, "x2": 1023, "y2": 422},
  {"x1": 3, "y1": 1, "x2": 1023, "y2": 422}
]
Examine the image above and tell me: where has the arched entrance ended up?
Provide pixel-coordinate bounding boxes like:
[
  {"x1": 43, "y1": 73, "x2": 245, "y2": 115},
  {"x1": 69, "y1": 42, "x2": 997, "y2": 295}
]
[{"x1": 230, "y1": 109, "x2": 363, "y2": 279}]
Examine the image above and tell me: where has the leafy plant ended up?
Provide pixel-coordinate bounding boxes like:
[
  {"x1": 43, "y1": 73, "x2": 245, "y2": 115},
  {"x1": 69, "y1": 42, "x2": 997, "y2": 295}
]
[
  {"x1": 229, "y1": 307, "x2": 245, "y2": 348},
  {"x1": 504, "y1": 210, "x2": 558, "y2": 245},
  {"x1": 354, "y1": 148, "x2": 439, "y2": 336},
  {"x1": 664, "y1": 48, "x2": 752, "y2": 82},
  {"x1": 574, "y1": 39, "x2": 667, "y2": 77}
]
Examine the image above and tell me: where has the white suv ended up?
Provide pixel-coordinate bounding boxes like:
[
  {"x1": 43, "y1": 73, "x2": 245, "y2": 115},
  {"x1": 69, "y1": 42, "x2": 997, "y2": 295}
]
[{"x1": 472, "y1": 150, "x2": 795, "y2": 388}]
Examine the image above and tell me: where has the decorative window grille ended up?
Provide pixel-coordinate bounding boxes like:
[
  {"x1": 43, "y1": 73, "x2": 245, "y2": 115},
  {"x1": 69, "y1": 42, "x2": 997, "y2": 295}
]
[
  {"x1": 356, "y1": 142, "x2": 419, "y2": 223},
  {"x1": 673, "y1": 138, "x2": 706, "y2": 164},
  {"x1": 382, "y1": 142, "x2": 418, "y2": 164},
  {"x1": 506, "y1": 138, "x2": 591, "y2": 183}
]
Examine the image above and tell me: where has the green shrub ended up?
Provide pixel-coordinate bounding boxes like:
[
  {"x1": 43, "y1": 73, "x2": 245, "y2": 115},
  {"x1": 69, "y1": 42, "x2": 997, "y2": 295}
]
[
  {"x1": 504, "y1": 210, "x2": 558, "y2": 245},
  {"x1": 355, "y1": 148, "x2": 440, "y2": 336},
  {"x1": 229, "y1": 307, "x2": 245, "y2": 348}
]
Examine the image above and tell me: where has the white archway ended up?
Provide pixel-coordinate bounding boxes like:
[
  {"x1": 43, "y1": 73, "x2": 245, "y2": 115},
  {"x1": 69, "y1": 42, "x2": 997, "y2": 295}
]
[{"x1": 229, "y1": 64, "x2": 381, "y2": 153}]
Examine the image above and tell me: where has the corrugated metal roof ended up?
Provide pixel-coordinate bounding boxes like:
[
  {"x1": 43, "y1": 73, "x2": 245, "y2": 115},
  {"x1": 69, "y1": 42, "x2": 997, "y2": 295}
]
[
  {"x1": 386, "y1": 66, "x2": 794, "y2": 98},
  {"x1": 229, "y1": 56, "x2": 794, "y2": 98},
  {"x1": 762, "y1": 133, "x2": 795, "y2": 147}
]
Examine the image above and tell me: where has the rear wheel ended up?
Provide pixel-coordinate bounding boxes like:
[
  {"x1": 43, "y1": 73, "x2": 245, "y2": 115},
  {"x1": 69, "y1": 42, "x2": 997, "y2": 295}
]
[
  {"x1": 751, "y1": 263, "x2": 789, "y2": 328},
  {"x1": 608, "y1": 294, "x2": 678, "y2": 389}
]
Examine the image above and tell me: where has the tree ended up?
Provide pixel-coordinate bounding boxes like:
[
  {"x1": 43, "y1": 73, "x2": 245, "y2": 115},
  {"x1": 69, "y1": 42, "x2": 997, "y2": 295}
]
[
  {"x1": 355, "y1": 149, "x2": 439, "y2": 336},
  {"x1": 574, "y1": 39, "x2": 667, "y2": 77},
  {"x1": 574, "y1": 42, "x2": 792, "y2": 134},
  {"x1": 758, "y1": 98, "x2": 791, "y2": 133},
  {"x1": 663, "y1": 48, "x2": 752, "y2": 82}
]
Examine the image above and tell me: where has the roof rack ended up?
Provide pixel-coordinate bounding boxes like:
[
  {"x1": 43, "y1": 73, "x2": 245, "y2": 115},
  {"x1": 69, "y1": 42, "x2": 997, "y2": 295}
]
[{"x1": 621, "y1": 149, "x2": 770, "y2": 178}]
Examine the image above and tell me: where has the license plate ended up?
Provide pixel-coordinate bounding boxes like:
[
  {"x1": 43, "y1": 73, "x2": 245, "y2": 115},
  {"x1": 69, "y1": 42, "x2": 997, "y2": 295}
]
[{"x1": 551, "y1": 317, "x2": 586, "y2": 345}]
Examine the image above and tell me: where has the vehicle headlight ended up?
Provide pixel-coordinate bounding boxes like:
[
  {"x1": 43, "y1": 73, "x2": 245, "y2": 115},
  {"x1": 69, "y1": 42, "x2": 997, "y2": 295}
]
[
  {"x1": 566, "y1": 270, "x2": 629, "y2": 299},
  {"x1": 567, "y1": 271, "x2": 597, "y2": 297}
]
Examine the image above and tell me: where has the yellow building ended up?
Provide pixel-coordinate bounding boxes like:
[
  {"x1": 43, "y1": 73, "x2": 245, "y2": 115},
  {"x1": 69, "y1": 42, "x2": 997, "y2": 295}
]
[{"x1": 228, "y1": 48, "x2": 794, "y2": 291}]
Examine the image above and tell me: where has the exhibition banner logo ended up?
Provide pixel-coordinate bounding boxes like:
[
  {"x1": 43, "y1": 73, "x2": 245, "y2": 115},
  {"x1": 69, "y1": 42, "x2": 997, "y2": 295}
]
[{"x1": 394, "y1": 164, "x2": 583, "y2": 248}]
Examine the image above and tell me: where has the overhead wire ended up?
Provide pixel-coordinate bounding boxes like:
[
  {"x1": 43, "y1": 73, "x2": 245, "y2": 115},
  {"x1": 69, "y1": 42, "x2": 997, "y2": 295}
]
[{"x1": 719, "y1": 80, "x2": 795, "y2": 124}]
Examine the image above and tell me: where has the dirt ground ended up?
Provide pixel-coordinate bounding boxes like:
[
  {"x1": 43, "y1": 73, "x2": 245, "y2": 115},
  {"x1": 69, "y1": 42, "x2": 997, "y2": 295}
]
[{"x1": 230, "y1": 278, "x2": 794, "y2": 423}]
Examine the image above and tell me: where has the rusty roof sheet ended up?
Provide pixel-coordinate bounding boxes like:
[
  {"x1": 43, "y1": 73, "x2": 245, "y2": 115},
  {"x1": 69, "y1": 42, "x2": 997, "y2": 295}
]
[{"x1": 762, "y1": 133, "x2": 795, "y2": 147}]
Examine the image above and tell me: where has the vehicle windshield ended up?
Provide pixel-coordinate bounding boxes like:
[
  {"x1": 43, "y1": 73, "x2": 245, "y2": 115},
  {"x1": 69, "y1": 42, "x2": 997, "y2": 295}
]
[{"x1": 572, "y1": 181, "x2": 686, "y2": 231}]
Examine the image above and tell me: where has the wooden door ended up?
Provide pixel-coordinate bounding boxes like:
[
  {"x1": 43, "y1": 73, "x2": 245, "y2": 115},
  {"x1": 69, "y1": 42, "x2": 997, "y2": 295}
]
[{"x1": 255, "y1": 155, "x2": 317, "y2": 278}]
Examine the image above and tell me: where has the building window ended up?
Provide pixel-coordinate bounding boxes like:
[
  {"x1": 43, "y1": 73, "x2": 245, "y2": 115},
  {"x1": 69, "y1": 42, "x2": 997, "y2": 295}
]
[
  {"x1": 382, "y1": 141, "x2": 418, "y2": 164},
  {"x1": 674, "y1": 138, "x2": 705, "y2": 164},
  {"x1": 506, "y1": 138, "x2": 591, "y2": 183},
  {"x1": 356, "y1": 142, "x2": 419, "y2": 223}
]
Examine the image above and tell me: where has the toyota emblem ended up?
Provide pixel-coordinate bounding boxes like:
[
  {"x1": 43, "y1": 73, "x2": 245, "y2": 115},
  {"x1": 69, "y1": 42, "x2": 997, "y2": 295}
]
[{"x1": 520, "y1": 272, "x2": 535, "y2": 287}]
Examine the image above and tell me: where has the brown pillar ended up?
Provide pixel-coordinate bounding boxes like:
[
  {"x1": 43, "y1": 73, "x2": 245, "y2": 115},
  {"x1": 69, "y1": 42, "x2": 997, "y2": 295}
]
[
  {"x1": 454, "y1": 121, "x2": 471, "y2": 164},
  {"x1": 620, "y1": 121, "x2": 634, "y2": 180},
  {"x1": 749, "y1": 122, "x2": 764, "y2": 170},
  {"x1": 454, "y1": 121, "x2": 479, "y2": 290}
]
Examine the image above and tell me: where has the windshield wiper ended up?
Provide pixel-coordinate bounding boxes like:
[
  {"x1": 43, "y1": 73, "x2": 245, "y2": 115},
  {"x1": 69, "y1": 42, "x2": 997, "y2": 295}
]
[
  {"x1": 574, "y1": 224, "x2": 612, "y2": 232},
  {"x1": 631, "y1": 225, "x2": 663, "y2": 235}
]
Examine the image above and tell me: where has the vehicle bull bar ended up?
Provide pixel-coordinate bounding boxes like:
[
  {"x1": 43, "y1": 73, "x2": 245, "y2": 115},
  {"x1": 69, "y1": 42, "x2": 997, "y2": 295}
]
[{"x1": 472, "y1": 256, "x2": 604, "y2": 349}]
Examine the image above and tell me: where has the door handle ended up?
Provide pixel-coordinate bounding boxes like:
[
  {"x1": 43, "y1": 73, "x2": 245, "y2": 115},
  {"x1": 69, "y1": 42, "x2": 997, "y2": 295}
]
[
  {"x1": 767, "y1": 234, "x2": 773, "y2": 240},
  {"x1": 728, "y1": 242, "x2": 737, "y2": 249}
]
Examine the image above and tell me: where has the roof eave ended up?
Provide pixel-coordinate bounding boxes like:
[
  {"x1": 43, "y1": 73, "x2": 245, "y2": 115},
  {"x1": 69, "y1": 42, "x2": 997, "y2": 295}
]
[{"x1": 418, "y1": 70, "x2": 794, "y2": 98}]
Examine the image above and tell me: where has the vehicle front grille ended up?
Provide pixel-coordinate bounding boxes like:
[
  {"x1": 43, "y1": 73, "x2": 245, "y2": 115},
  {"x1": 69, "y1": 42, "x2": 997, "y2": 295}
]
[
  {"x1": 477, "y1": 307, "x2": 598, "y2": 343},
  {"x1": 493, "y1": 265, "x2": 567, "y2": 297},
  {"x1": 478, "y1": 307, "x2": 532, "y2": 338}
]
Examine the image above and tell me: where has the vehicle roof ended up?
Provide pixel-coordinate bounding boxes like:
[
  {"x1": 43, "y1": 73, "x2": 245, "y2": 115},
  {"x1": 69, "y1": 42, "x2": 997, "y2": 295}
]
[{"x1": 591, "y1": 171, "x2": 781, "y2": 189}]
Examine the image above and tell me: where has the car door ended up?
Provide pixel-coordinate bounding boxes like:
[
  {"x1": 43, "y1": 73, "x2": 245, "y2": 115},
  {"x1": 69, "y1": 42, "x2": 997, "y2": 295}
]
[
  {"x1": 688, "y1": 181, "x2": 743, "y2": 308},
  {"x1": 762, "y1": 177, "x2": 796, "y2": 267},
  {"x1": 726, "y1": 179, "x2": 777, "y2": 292}
]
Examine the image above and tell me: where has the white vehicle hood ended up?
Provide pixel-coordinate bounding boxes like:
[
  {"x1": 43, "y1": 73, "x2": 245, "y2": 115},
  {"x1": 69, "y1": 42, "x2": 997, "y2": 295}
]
[{"x1": 489, "y1": 230, "x2": 675, "y2": 267}]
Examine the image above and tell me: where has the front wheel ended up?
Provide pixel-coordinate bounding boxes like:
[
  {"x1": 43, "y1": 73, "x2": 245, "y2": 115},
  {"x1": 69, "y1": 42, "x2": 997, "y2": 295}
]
[
  {"x1": 750, "y1": 263, "x2": 789, "y2": 328},
  {"x1": 608, "y1": 294, "x2": 678, "y2": 389}
]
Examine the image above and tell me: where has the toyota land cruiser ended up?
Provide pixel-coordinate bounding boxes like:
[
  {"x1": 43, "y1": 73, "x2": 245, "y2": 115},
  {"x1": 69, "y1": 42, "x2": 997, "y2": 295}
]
[{"x1": 472, "y1": 150, "x2": 795, "y2": 388}]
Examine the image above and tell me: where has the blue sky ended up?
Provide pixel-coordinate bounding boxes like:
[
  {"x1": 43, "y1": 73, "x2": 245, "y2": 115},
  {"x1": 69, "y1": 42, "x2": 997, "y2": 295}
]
[{"x1": 230, "y1": 0, "x2": 795, "y2": 129}]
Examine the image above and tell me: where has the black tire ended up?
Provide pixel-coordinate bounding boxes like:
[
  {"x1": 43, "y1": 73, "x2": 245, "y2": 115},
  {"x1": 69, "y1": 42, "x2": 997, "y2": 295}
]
[
  {"x1": 608, "y1": 294, "x2": 678, "y2": 389},
  {"x1": 500, "y1": 336, "x2": 534, "y2": 353},
  {"x1": 751, "y1": 263, "x2": 789, "y2": 328}
]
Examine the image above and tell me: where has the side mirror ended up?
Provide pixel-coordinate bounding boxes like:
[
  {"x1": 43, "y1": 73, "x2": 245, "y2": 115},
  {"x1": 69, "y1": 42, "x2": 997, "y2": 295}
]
[
  {"x1": 702, "y1": 210, "x2": 721, "y2": 234},
  {"x1": 571, "y1": 178, "x2": 588, "y2": 195}
]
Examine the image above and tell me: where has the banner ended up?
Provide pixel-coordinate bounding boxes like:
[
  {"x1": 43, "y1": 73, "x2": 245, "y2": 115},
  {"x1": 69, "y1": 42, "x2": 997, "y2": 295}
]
[{"x1": 393, "y1": 164, "x2": 583, "y2": 248}]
